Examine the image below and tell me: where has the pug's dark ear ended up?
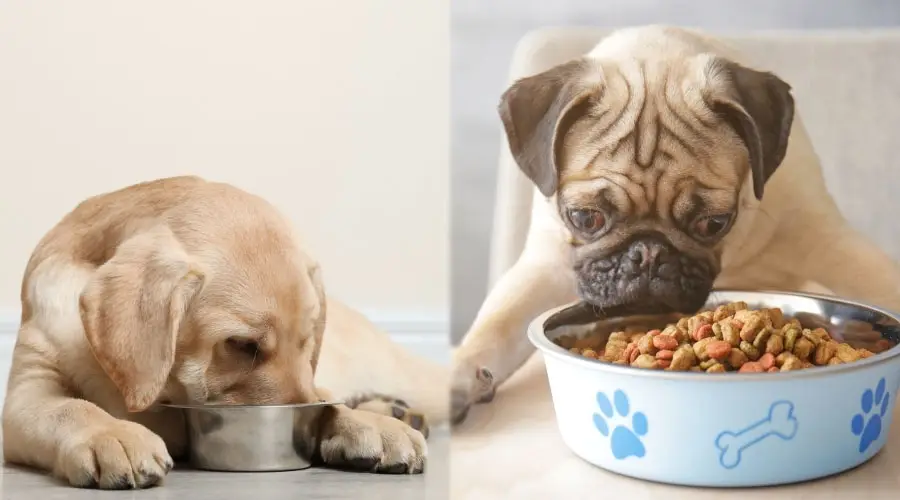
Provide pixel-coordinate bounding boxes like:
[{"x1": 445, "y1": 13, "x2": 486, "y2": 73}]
[
  {"x1": 498, "y1": 58, "x2": 601, "y2": 197},
  {"x1": 703, "y1": 57, "x2": 795, "y2": 200}
]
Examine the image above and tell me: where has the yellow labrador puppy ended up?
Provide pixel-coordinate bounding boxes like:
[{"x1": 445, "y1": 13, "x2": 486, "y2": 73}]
[{"x1": 2, "y1": 176, "x2": 448, "y2": 489}]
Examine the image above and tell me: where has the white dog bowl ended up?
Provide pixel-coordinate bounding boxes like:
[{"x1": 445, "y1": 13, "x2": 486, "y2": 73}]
[{"x1": 528, "y1": 290, "x2": 900, "y2": 487}]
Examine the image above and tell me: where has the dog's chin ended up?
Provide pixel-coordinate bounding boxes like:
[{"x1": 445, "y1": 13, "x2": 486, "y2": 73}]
[{"x1": 576, "y1": 277, "x2": 712, "y2": 315}]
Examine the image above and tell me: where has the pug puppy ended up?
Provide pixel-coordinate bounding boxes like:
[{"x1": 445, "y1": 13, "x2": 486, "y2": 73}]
[{"x1": 451, "y1": 25, "x2": 900, "y2": 424}]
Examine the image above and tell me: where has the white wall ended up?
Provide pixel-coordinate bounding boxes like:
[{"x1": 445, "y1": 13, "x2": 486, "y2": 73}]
[{"x1": 0, "y1": 1, "x2": 449, "y2": 333}]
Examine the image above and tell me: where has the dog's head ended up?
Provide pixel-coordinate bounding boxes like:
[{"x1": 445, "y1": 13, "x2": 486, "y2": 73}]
[
  {"x1": 499, "y1": 49, "x2": 794, "y2": 314},
  {"x1": 78, "y1": 187, "x2": 327, "y2": 412}
]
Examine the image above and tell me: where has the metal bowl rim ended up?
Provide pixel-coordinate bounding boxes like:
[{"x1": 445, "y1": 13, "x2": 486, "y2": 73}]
[
  {"x1": 161, "y1": 400, "x2": 343, "y2": 410},
  {"x1": 528, "y1": 288, "x2": 900, "y2": 382}
]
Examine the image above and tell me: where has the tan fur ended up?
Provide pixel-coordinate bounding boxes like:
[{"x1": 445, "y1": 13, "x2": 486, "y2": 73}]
[
  {"x1": 452, "y1": 25, "x2": 900, "y2": 424},
  {"x1": 2, "y1": 176, "x2": 448, "y2": 488}
]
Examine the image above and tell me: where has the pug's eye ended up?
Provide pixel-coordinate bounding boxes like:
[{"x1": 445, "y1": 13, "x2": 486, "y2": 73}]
[
  {"x1": 226, "y1": 337, "x2": 259, "y2": 356},
  {"x1": 567, "y1": 209, "x2": 606, "y2": 233},
  {"x1": 693, "y1": 213, "x2": 733, "y2": 239}
]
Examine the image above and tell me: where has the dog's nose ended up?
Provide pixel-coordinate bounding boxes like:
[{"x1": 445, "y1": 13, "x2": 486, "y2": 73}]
[{"x1": 627, "y1": 239, "x2": 666, "y2": 269}]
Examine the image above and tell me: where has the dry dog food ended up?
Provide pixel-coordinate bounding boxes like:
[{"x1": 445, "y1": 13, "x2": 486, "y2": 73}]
[{"x1": 556, "y1": 301, "x2": 893, "y2": 373}]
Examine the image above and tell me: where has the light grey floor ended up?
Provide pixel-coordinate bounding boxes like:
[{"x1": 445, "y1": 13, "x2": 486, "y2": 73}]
[
  {"x1": 450, "y1": 0, "x2": 900, "y2": 344},
  {"x1": 0, "y1": 429, "x2": 448, "y2": 500}
]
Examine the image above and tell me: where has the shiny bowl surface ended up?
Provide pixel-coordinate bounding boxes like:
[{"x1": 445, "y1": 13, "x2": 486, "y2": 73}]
[
  {"x1": 163, "y1": 401, "x2": 341, "y2": 472},
  {"x1": 528, "y1": 290, "x2": 900, "y2": 487}
]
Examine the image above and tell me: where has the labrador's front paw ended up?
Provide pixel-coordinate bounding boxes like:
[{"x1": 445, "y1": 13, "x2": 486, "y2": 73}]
[
  {"x1": 55, "y1": 420, "x2": 173, "y2": 489},
  {"x1": 319, "y1": 407, "x2": 426, "y2": 474}
]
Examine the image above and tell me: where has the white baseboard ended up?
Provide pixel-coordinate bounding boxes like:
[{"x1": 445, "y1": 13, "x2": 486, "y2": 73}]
[{"x1": 0, "y1": 311, "x2": 448, "y2": 362}]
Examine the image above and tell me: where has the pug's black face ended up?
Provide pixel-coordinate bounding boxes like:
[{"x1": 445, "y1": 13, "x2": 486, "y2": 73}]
[{"x1": 573, "y1": 233, "x2": 716, "y2": 315}]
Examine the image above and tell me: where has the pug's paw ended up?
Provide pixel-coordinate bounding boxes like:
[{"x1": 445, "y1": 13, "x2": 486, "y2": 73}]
[
  {"x1": 319, "y1": 407, "x2": 427, "y2": 474},
  {"x1": 451, "y1": 362, "x2": 495, "y2": 425}
]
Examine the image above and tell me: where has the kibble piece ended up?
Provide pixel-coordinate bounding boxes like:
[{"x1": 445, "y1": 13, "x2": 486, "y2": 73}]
[
  {"x1": 792, "y1": 337, "x2": 815, "y2": 361},
  {"x1": 706, "y1": 363, "x2": 726, "y2": 373},
  {"x1": 767, "y1": 308, "x2": 786, "y2": 329},
  {"x1": 713, "y1": 304, "x2": 733, "y2": 322},
  {"x1": 689, "y1": 366, "x2": 703, "y2": 372},
  {"x1": 811, "y1": 327, "x2": 832, "y2": 341},
  {"x1": 658, "y1": 359, "x2": 672, "y2": 369},
  {"x1": 652, "y1": 334, "x2": 678, "y2": 351},
  {"x1": 706, "y1": 340, "x2": 731, "y2": 361},
  {"x1": 727, "y1": 348, "x2": 749, "y2": 369},
  {"x1": 669, "y1": 345, "x2": 697, "y2": 371},
  {"x1": 781, "y1": 357, "x2": 804, "y2": 371},
  {"x1": 711, "y1": 322, "x2": 724, "y2": 340},
  {"x1": 767, "y1": 366, "x2": 779, "y2": 373},
  {"x1": 693, "y1": 337, "x2": 716, "y2": 361},
  {"x1": 699, "y1": 359, "x2": 719, "y2": 370},
  {"x1": 765, "y1": 334, "x2": 784, "y2": 355},
  {"x1": 740, "y1": 315, "x2": 763, "y2": 342},
  {"x1": 740, "y1": 340, "x2": 761, "y2": 361},
  {"x1": 859, "y1": 349, "x2": 875, "y2": 359},
  {"x1": 605, "y1": 341, "x2": 627, "y2": 362},
  {"x1": 637, "y1": 335, "x2": 657, "y2": 355},
  {"x1": 718, "y1": 321, "x2": 740, "y2": 347},
  {"x1": 814, "y1": 341, "x2": 838, "y2": 366},
  {"x1": 836, "y1": 343, "x2": 861, "y2": 363},
  {"x1": 739, "y1": 361, "x2": 764, "y2": 373},
  {"x1": 752, "y1": 327, "x2": 773, "y2": 351},
  {"x1": 581, "y1": 349, "x2": 599, "y2": 359},
  {"x1": 784, "y1": 328, "x2": 800, "y2": 352},
  {"x1": 688, "y1": 316, "x2": 706, "y2": 336},
  {"x1": 632, "y1": 354, "x2": 658, "y2": 369},
  {"x1": 656, "y1": 349, "x2": 674, "y2": 361},
  {"x1": 801, "y1": 329, "x2": 823, "y2": 347},
  {"x1": 758, "y1": 352, "x2": 775, "y2": 370},
  {"x1": 828, "y1": 356, "x2": 844, "y2": 366},
  {"x1": 774, "y1": 351, "x2": 795, "y2": 367},
  {"x1": 628, "y1": 344, "x2": 641, "y2": 364},
  {"x1": 693, "y1": 324, "x2": 714, "y2": 342}
]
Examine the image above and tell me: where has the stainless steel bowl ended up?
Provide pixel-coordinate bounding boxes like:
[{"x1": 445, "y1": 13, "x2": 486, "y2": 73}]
[{"x1": 163, "y1": 401, "x2": 341, "y2": 472}]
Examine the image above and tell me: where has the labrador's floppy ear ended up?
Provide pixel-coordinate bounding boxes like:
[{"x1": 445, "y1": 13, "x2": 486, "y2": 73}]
[
  {"x1": 79, "y1": 224, "x2": 205, "y2": 412},
  {"x1": 305, "y1": 261, "x2": 327, "y2": 372},
  {"x1": 702, "y1": 56, "x2": 795, "y2": 200},
  {"x1": 498, "y1": 58, "x2": 602, "y2": 197}
]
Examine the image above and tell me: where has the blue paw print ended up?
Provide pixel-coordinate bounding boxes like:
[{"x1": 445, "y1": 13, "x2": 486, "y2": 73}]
[
  {"x1": 851, "y1": 377, "x2": 891, "y2": 454},
  {"x1": 592, "y1": 390, "x2": 648, "y2": 459}
]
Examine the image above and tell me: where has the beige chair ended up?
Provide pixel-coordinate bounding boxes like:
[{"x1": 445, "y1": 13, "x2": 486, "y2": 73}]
[{"x1": 455, "y1": 27, "x2": 900, "y2": 499}]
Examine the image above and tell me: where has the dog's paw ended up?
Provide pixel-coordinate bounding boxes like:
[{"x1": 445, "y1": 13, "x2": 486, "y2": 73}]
[
  {"x1": 54, "y1": 420, "x2": 173, "y2": 489},
  {"x1": 451, "y1": 363, "x2": 495, "y2": 425},
  {"x1": 319, "y1": 406, "x2": 426, "y2": 474},
  {"x1": 346, "y1": 393, "x2": 430, "y2": 439}
]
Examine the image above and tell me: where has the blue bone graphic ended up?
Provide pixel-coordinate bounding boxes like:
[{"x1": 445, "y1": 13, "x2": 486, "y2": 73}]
[{"x1": 715, "y1": 401, "x2": 798, "y2": 469}]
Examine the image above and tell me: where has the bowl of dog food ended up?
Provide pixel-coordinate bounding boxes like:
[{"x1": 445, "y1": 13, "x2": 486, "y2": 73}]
[
  {"x1": 528, "y1": 290, "x2": 900, "y2": 487},
  {"x1": 163, "y1": 401, "x2": 341, "y2": 472}
]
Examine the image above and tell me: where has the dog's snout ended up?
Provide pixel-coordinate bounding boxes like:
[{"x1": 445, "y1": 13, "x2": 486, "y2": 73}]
[
  {"x1": 626, "y1": 239, "x2": 669, "y2": 269},
  {"x1": 574, "y1": 233, "x2": 714, "y2": 314}
]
